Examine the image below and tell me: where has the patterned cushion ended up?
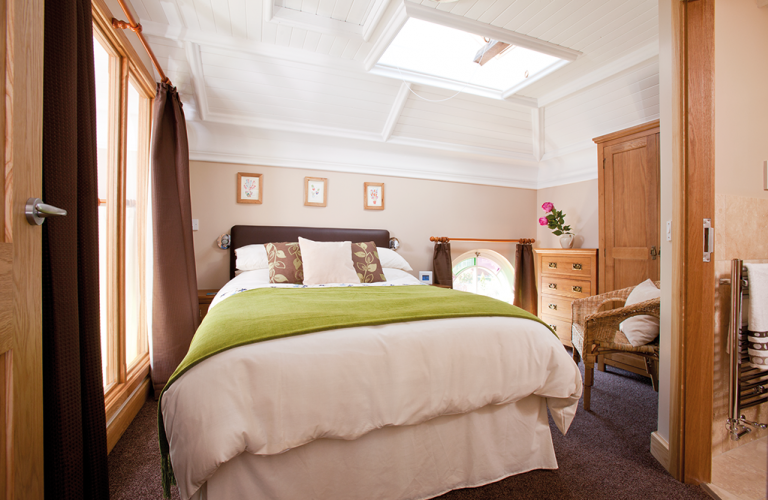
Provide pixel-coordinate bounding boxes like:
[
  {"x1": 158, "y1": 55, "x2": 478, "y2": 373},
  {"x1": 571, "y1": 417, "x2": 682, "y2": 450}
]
[
  {"x1": 266, "y1": 242, "x2": 303, "y2": 284},
  {"x1": 351, "y1": 241, "x2": 386, "y2": 283}
]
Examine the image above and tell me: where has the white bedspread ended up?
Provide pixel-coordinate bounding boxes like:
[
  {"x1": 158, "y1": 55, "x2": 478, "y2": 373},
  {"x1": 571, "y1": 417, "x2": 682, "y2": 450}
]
[{"x1": 162, "y1": 276, "x2": 582, "y2": 500}]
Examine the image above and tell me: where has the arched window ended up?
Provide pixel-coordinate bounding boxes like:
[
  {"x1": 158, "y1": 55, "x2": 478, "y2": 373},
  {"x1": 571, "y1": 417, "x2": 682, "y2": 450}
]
[{"x1": 452, "y1": 250, "x2": 515, "y2": 303}]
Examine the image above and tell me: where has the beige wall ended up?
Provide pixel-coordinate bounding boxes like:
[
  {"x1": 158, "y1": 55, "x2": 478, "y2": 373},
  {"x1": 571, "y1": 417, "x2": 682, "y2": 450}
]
[
  {"x1": 535, "y1": 179, "x2": 599, "y2": 250},
  {"x1": 711, "y1": 1, "x2": 768, "y2": 456},
  {"x1": 714, "y1": 0, "x2": 768, "y2": 199},
  {"x1": 191, "y1": 161, "x2": 538, "y2": 289}
]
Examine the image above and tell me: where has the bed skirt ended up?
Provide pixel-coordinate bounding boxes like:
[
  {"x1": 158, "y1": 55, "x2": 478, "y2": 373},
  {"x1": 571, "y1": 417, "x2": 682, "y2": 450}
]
[{"x1": 191, "y1": 395, "x2": 557, "y2": 500}]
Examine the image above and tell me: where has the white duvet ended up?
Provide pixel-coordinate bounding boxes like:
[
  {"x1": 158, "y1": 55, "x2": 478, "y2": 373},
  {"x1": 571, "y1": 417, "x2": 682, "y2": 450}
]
[{"x1": 162, "y1": 270, "x2": 582, "y2": 500}]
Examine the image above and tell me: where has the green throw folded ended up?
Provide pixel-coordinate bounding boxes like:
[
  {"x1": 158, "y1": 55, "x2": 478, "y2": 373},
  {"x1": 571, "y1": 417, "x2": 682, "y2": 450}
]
[{"x1": 158, "y1": 285, "x2": 554, "y2": 497}]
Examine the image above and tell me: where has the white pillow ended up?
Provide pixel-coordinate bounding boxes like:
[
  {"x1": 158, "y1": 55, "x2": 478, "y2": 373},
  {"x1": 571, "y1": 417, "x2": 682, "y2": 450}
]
[
  {"x1": 235, "y1": 244, "x2": 269, "y2": 271},
  {"x1": 299, "y1": 237, "x2": 360, "y2": 285},
  {"x1": 620, "y1": 279, "x2": 661, "y2": 347},
  {"x1": 382, "y1": 268, "x2": 421, "y2": 284},
  {"x1": 376, "y1": 247, "x2": 413, "y2": 272}
]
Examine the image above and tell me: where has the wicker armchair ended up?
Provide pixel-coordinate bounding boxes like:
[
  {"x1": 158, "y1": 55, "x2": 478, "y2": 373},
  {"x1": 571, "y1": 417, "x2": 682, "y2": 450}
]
[{"x1": 571, "y1": 282, "x2": 661, "y2": 411}]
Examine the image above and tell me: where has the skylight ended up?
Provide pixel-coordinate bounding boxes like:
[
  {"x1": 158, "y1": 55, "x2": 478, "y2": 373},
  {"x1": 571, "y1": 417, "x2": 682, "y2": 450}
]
[{"x1": 375, "y1": 18, "x2": 567, "y2": 100}]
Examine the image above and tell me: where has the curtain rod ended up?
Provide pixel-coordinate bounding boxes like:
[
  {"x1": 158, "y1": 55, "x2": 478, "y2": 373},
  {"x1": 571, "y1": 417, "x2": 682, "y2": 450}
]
[
  {"x1": 430, "y1": 237, "x2": 535, "y2": 244},
  {"x1": 111, "y1": 0, "x2": 172, "y2": 86}
]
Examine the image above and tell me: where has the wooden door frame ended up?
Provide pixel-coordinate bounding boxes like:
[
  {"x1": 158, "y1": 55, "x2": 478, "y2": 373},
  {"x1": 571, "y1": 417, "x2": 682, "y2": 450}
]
[{"x1": 667, "y1": 0, "x2": 715, "y2": 485}]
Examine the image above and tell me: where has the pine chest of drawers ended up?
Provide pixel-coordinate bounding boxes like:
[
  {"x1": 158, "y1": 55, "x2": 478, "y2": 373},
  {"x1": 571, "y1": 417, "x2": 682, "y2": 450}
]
[{"x1": 533, "y1": 249, "x2": 598, "y2": 347}]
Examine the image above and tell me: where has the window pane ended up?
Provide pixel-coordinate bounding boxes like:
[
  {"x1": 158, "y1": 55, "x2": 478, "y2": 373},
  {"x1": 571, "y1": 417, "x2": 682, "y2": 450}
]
[
  {"x1": 94, "y1": 36, "x2": 111, "y2": 388},
  {"x1": 125, "y1": 80, "x2": 142, "y2": 368}
]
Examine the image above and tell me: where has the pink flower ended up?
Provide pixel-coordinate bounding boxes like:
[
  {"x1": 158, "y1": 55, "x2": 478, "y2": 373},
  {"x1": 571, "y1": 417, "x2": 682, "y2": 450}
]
[
  {"x1": 539, "y1": 217, "x2": 549, "y2": 226},
  {"x1": 541, "y1": 202, "x2": 554, "y2": 213}
]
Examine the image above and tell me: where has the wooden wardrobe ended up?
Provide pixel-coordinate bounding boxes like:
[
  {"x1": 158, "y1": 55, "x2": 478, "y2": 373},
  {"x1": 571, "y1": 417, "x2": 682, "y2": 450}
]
[{"x1": 594, "y1": 120, "x2": 660, "y2": 375}]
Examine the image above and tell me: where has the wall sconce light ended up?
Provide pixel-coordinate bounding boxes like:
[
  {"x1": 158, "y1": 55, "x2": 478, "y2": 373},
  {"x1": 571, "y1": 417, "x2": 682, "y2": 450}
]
[
  {"x1": 389, "y1": 237, "x2": 400, "y2": 251},
  {"x1": 216, "y1": 233, "x2": 230, "y2": 250}
]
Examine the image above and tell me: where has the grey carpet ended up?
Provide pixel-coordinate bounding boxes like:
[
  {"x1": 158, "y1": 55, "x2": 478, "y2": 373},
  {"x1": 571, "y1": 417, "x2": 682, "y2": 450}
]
[{"x1": 108, "y1": 359, "x2": 710, "y2": 499}]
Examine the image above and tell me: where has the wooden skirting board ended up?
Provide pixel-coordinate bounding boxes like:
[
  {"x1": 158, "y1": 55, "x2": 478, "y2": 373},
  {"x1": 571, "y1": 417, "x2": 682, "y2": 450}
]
[
  {"x1": 651, "y1": 431, "x2": 671, "y2": 472},
  {"x1": 107, "y1": 377, "x2": 151, "y2": 453}
]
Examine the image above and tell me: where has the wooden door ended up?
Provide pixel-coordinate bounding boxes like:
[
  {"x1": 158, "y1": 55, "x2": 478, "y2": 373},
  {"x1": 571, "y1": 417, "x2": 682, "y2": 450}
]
[
  {"x1": 0, "y1": 0, "x2": 45, "y2": 498},
  {"x1": 596, "y1": 122, "x2": 661, "y2": 294}
]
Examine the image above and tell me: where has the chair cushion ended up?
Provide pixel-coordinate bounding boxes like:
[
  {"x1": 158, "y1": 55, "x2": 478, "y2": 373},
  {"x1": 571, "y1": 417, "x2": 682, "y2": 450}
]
[{"x1": 620, "y1": 279, "x2": 661, "y2": 347}]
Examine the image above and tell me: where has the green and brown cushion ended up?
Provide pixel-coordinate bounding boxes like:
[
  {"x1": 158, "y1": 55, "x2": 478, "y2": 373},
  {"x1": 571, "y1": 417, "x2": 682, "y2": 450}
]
[
  {"x1": 266, "y1": 242, "x2": 303, "y2": 283},
  {"x1": 351, "y1": 241, "x2": 386, "y2": 283}
]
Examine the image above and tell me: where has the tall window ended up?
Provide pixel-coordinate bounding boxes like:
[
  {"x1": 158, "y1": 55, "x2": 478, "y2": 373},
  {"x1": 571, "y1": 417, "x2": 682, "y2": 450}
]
[
  {"x1": 452, "y1": 250, "x2": 515, "y2": 303},
  {"x1": 93, "y1": 19, "x2": 153, "y2": 415}
]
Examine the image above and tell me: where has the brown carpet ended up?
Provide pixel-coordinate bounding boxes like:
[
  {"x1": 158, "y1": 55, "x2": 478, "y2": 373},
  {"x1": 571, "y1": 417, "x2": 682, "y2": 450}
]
[{"x1": 108, "y1": 360, "x2": 710, "y2": 499}]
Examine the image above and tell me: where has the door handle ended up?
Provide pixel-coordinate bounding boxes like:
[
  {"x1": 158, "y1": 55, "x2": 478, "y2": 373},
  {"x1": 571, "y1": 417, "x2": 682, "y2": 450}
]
[
  {"x1": 703, "y1": 218, "x2": 713, "y2": 262},
  {"x1": 650, "y1": 246, "x2": 658, "y2": 260},
  {"x1": 25, "y1": 198, "x2": 67, "y2": 225}
]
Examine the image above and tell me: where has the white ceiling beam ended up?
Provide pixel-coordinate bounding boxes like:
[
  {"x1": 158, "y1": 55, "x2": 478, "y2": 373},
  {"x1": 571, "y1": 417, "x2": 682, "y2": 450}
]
[
  {"x1": 404, "y1": 1, "x2": 582, "y2": 62},
  {"x1": 159, "y1": 1, "x2": 185, "y2": 28},
  {"x1": 537, "y1": 43, "x2": 659, "y2": 108},
  {"x1": 370, "y1": 65, "x2": 538, "y2": 107},
  {"x1": 184, "y1": 41, "x2": 209, "y2": 121},
  {"x1": 531, "y1": 107, "x2": 544, "y2": 162},
  {"x1": 361, "y1": 0, "x2": 392, "y2": 42},
  {"x1": 142, "y1": 20, "x2": 365, "y2": 72},
  {"x1": 381, "y1": 82, "x2": 411, "y2": 141},
  {"x1": 502, "y1": 60, "x2": 569, "y2": 100},
  {"x1": 198, "y1": 109, "x2": 536, "y2": 163},
  {"x1": 269, "y1": 6, "x2": 365, "y2": 39},
  {"x1": 364, "y1": 1, "x2": 407, "y2": 71}
]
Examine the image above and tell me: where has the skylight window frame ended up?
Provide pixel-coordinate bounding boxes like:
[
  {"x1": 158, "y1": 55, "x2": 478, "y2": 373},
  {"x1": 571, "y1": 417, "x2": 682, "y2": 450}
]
[{"x1": 367, "y1": 2, "x2": 582, "y2": 102}]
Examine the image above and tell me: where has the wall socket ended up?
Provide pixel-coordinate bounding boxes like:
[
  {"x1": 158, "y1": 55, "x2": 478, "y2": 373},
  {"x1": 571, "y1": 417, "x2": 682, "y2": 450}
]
[{"x1": 192, "y1": 219, "x2": 199, "y2": 231}]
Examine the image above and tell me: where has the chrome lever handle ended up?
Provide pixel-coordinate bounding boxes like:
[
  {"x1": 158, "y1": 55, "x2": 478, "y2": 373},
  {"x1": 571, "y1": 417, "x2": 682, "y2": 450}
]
[{"x1": 25, "y1": 198, "x2": 68, "y2": 226}]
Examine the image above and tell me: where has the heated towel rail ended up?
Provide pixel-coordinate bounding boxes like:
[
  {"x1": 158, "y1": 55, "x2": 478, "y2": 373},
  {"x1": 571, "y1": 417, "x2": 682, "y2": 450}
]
[{"x1": 723, "y1": 259, "x2": 768, "y2": 440}]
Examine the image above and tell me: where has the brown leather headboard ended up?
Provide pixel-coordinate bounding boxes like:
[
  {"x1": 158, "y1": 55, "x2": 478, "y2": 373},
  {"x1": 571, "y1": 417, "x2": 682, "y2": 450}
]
[{"x1": 229, "y1": 225, "x2": 390, "y2": 280}]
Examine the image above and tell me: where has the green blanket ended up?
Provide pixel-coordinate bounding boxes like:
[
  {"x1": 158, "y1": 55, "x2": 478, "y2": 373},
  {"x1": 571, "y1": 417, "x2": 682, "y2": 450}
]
[{"x1": 159, "y1": 285, "x2": 554, "y2": 497}]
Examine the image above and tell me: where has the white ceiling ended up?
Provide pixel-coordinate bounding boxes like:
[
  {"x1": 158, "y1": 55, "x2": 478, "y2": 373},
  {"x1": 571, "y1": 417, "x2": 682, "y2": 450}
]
[{"x1": 135, "y1": 0, "x2": 660, "y2": 188}]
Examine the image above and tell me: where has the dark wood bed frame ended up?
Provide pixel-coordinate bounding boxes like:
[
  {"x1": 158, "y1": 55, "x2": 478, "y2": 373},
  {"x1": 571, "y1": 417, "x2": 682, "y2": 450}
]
[{"x1": 229, "y1": 225, "x2": 390, "y2": 280}]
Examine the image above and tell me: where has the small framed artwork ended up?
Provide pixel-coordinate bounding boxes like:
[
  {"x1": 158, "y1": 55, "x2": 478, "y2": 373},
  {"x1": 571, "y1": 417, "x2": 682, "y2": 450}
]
[
  {"x1": 304, "y1": 177, "x2": 328, "y2": 207},
  {"x1": 237, "y1": 173, "x2": 262, "y2": 204},
  {"x1": 364, "y1": 182, "x2": 384, "y2": 210}
]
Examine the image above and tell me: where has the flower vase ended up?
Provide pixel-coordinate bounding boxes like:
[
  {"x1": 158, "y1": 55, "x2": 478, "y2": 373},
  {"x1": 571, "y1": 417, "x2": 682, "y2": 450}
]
[{"x1": 559, "y1": 234, "x2": 574, "y2": 249}]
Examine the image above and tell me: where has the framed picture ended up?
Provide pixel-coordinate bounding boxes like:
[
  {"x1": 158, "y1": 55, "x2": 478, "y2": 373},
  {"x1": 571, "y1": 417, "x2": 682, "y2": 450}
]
[
  {"x1": 237, "y1": 173, "x2": 262, "y2": 204},
  {"x1": 304, "y1": 177, "x2": 328, "y2": 207},
  {"x1": 364, "y1": 182, "x2": 384, "y2": 210}
]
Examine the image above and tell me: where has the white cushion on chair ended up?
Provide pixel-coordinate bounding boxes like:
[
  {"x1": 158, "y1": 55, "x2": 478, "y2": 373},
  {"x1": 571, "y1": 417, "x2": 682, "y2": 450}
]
[{"x1": 620, "y1": 279, "x2": 661, "y2": 347}]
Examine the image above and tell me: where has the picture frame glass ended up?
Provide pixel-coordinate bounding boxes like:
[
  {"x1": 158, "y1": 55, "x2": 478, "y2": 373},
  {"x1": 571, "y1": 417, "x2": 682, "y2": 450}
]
[
  {"x1": 307, "y1": 179, "x2": 325, "y2": 204},
  {"x1": 366, "y1": 185, "x2": 382, "y2": 207},
  {"x1": 240, "y1": 176, "x2": 260, "y2": 201}
]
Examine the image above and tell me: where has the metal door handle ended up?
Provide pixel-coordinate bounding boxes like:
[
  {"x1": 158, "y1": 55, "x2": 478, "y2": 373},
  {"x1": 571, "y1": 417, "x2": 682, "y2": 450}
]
[
  {"x1": 703, "y1": 218, "x2": 713, "y2": 262},
  {"x1": 650, "y1": 246, "x2": 658, "y2": 260},
  {"x1": 25, "y1": 198, "x2": 67, "y2": 225}
]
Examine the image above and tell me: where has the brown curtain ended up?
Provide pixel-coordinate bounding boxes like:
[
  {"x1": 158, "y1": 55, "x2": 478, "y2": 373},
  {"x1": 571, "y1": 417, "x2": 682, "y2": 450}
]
[
  {"x1": 514, "y1": 243, "x2": 537, "y2": 315},
  {"x1": 433, "y1": 242, "x2": 453, "y2": 287},
  {"x1": 42, "y1": 0, "x2": 109, "y2": 497},
  {"x1": 150, "y1": 83, "x2": 199, "y2": 394}
]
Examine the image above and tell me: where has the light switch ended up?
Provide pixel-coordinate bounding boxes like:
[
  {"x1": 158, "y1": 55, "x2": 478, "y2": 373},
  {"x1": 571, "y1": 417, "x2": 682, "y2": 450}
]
[
  {"x1": 666, "y1": 220, "x2": 672, "y2": 242},
  {"x1": 192, "y1": 219, "x2": 199, "y2": 231}
]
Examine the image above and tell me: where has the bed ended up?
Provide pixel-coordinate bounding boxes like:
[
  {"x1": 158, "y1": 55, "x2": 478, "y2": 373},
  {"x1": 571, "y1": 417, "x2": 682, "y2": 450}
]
[{"x1": 159, "y1": 225, "x2": 582, "y2": 500}]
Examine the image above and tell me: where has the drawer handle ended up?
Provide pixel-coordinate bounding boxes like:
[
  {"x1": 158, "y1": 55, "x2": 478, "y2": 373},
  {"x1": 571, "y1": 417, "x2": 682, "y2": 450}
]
[
  {"x1": 572, "y1": 286, "x2": 582, "y2": 293},
  {"x1": 548, "y1": 262, "x2": 557, "y2": 269},
  {"x1": 572, "y1": 263, "x2": 582, "y2": 270},
  {"x1": 548, "y1": 303, "x2": 557, "y2": 310},
  {"x1": 549, "y1": 324, "x2": 557, "y2": 332},
  {"x1": 548, "y1": 283, "x2": 557, "y2": 290}
]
